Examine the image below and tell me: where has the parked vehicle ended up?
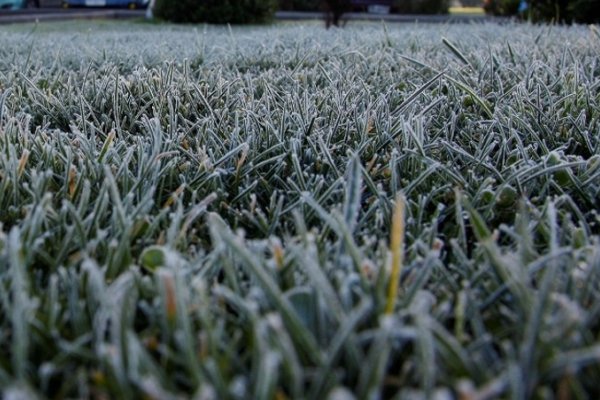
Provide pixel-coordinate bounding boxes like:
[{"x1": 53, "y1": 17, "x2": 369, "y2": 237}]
[
  {"x1": 62, "y1": 0, "x2": 148, "y2": 9},
  {"x1": 351, "y1": 0, "x2": 393, "y2": 13},
  {"x1": 0, "y1": 0, "x2": 38, "y2": 10}
]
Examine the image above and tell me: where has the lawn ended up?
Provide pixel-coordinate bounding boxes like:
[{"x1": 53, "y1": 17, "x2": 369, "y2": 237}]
[{"x1": 0, "y1": 20, "x2": 599, "y2": 398}]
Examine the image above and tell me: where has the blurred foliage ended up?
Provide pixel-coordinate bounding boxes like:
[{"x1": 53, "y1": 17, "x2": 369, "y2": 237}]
[
  {"x1": 278, "y1": 0, "x2": 321, "y2": 11},
  {"x1": 392, "y1": 0, "x2": 449, "y2": 14},
  {"x1": 567, "y1": 0, "x2": 600, "y2": 22},
  {"x1": 484, "y1": 0, "x2": 600, "y2": 22},
  {"x1": 154, "y1": 0, "x2": 278, "y2": 24},
  {"x1": 483, "y1": 0, "x2": 520, "y2": 16}
]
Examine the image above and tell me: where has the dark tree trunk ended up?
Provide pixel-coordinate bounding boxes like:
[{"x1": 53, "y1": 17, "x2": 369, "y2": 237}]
[{"x1": 323, "y1": 0, "x2": 351, "y2": 28}]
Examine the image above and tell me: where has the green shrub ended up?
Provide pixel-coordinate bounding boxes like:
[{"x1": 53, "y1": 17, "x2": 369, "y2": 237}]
[
  {"x1": 568, "y1": 0, "x2": 600, "y2": 23},
  {"x1": 278, "y1": 0, "x2": 321, "y2": 11},
  {"x1": 154, "y1": 0, "x2": 278, "y2": 24},
  {"x1": 527, "y1": 0, "x2": 570, "y2": 21},
  {"x1": 528, "y1": 0, "x2": 600, "y2": 23},
  {"x1": 486, "y1": 0, "x2": 600, "y2": 23},
  {"x1": 483, "y1": 0, "x2": 520, "y2": 15},
  {"x1": 392, "y1": 0, "x2": 449, "y2": 14}
]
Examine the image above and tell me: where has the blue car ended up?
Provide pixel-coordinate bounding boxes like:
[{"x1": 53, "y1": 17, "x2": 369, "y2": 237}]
[
  {"x1": 62, "y1": 0, "x2": 148, "y2": 9},
  {"x1": 0, "y1": 0, "x2": 38, "y2": 10}
]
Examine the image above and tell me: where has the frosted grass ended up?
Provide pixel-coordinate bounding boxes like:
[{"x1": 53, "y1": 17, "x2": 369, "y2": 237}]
[{"x1": 0, "y1": 20, "x2": 599, "y2": 398}]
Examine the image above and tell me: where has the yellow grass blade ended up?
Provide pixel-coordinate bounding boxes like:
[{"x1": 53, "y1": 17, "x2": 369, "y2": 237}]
[{"x1": 385, "y1": 193, "x2": 405, "y2": 315}]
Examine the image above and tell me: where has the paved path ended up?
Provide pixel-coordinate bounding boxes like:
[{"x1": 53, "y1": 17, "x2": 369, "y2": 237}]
[
  {"x1": 0, "y1": 8, "x2": 145, "y2": 23},
  {"x1": 0, "y1": 8, "x2": 500, "y2": 25}
]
